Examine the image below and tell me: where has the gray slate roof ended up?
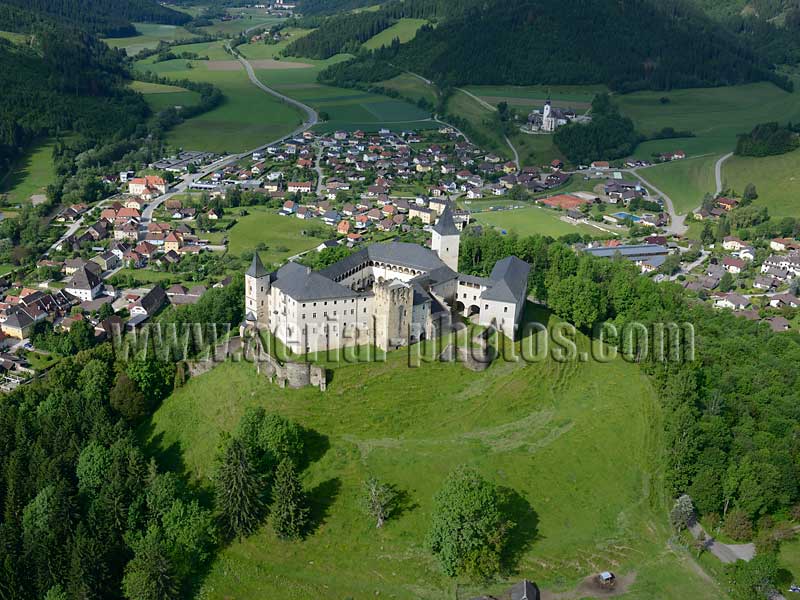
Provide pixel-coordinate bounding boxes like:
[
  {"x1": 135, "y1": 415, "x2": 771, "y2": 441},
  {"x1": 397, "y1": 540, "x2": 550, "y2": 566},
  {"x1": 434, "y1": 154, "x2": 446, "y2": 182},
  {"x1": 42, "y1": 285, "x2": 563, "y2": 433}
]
[
  {"x1": 273, "y1": 262, "x2": 360, "y2": 301},
  {"x1": 246, "y1": 253, "x2": 269, "y2": 278},
  {"x1": 481, "y1": 255, "x2": 530, "y2": 303},
  {"x1": 67, "y1": 266, "x2": 101, "y2": 291},
  {"x1": 432, "y1": 202, "x2": 459, "y2": 236},
  {"x1": 320, "y1": 242, "x2": 452, "y2": 281}
]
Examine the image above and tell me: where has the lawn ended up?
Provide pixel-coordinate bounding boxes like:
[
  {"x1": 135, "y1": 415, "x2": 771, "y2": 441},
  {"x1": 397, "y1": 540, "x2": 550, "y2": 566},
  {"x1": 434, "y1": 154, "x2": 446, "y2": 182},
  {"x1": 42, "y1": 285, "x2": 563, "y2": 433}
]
[
  {"x1": 722, "y1": 147, "x2": 800, "y2": 218},
  {"x1": 135, "y1": 42, "x2": 303, "y2": 152},
  {"x1": 635, "y1": 154, "x2": 721, "y2": 215},
  {"x1": 362, "y1": 18, "x2": 428, "y2": 50},
  {"x1": 130, "y1": 80, "x2": 201, "y2": 113},
  {"x1": 103, "y1": 22, "x2": 198, "y2": 56},
  {"x1": 142, "y1": 309, "x2": 723, "y2": 599},
  {"x1": 0, "y1": 138, "x2": 57, "y2": 206},
  {"x1": 473, "y1": 206, "x2": 607, "y2": 238},
  {"x1": 225, "y1": 207, "x2": 325, "y2": 264},
  {"x1": 617, "y1": 82, "x2": 800, "y2": 158},
  {"x1": 780, "y1": 538, "x2": 800, "y2": 586}
]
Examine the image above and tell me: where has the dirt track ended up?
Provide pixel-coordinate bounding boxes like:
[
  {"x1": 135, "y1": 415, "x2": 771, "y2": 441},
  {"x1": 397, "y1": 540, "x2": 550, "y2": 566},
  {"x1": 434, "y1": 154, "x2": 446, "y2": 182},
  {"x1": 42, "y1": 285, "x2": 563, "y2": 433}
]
[{"x1": 541, "y1": 572, "x2": 637, "y2": 600}]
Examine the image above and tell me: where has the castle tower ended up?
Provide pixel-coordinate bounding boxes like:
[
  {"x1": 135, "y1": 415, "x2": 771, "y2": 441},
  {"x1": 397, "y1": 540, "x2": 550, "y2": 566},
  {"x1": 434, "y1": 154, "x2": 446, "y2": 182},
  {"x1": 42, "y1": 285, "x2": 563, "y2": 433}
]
[
  {"x1": 245, "y1": 253, "x2": 270, "y2": 328},
  {"x1": 373, "y1": 279, "x2": 412, "y2": 351},
  {"x1": 431, "y1": 202, "x2": 460, "y2": 272}
]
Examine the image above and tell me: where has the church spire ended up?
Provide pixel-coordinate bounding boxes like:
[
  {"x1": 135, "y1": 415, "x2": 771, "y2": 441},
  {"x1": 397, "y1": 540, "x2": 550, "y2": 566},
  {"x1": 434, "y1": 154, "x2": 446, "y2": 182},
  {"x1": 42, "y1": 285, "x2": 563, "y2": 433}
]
[
  {"x1": 433, "y1": 202, "x2": 459, "y2": 237},
  {"x1": 246, "y1": 252, "x2": 268, "y2": 278}
]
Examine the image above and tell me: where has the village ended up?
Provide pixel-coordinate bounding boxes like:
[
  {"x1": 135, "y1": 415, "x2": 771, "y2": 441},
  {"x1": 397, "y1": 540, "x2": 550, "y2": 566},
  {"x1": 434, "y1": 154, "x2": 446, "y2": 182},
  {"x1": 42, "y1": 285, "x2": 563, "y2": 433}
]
[{"x1": 0, "y1": 123, "x2": 796, "y2": 392}]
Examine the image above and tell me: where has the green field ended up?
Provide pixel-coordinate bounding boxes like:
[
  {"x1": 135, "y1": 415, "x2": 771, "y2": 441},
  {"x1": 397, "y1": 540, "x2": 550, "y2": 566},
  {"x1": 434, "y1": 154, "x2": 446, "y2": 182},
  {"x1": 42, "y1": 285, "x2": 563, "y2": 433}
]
[
  {"x1": 379, "y1": 72, "x2": 438, "y2": 106},
  {"x1": 0, "y1": 138, "x2": 57, "y2": 205},
  {"x1": 239, "y1": 31, "x2": 433, "y2": 133},
  {"x1": 143, "y1": 311, "x2": 722, "y2": 599},
  {"x1": 635, "y1": 154, "x2": 720, "y2": 215},
  {"x1": 465, "y1": 84, "x2": 604, "y2": 112},
  {"x1": 103, "y1": 22, "x2": 198, "y2": 56},
  {"x1": 722, "y1": 148, "x2": 800, "y2": 218},
  {"x1": 617, "y1": 82, "x2": 800, "y2": 158},
  {"x1": 473, "y1": 206, "x2": 608, "y2": 237},
  {"x1": 135, "y1": 41, "x2": 303, "y2": 152},
  {"x1": 224, "y1": 207, "x2": 324, "y2": 264},
  {"x1": 0, "y1": 30, "x2": 27, "y2": 44},
  {"x1": 362, "y1": 18, "x2": 428, "y2": 50},
  {"x1": 198, "y1": 11, "x2": 283, "y2": 36},
  {"x1": 130, "y1": 80, "x2": 201, "y2": 113}
]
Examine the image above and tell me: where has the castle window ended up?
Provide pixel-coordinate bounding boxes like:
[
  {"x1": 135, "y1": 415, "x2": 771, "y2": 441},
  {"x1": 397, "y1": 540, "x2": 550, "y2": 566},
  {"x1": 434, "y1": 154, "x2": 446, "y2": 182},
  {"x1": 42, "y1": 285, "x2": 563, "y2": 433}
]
[
  {"x1": 302, "y1": 314, "x2": 306, "y2": 319},
  {"x1": 302, "y1": 303, "x2": 306, "y2": 308},
  {"x1": 485, "y1": 304, "x2": 489, "y2": 310},
  {"x1": 313, "y1": 313, "x2": 316, "y2": 318},
  {"x1": 504, "y1": 307, "x2": 508, "y2": 313},
  {"x1": 324, "y1": 301, "x2": 328, "y2": 306}
]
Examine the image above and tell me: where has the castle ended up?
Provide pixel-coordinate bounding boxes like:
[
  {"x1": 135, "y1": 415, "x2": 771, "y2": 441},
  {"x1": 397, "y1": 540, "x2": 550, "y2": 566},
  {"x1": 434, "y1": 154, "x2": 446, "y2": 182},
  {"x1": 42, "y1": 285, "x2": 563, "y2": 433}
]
[{"x1": 244, "y1": 204, "x2": 531, "y2": 354}]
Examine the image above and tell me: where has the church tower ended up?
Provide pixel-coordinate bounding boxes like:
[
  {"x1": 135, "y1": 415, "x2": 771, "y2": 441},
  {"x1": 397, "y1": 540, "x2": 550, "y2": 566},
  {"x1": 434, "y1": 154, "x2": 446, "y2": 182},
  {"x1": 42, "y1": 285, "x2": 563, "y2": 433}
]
[
  {"x1": 245, "y1": 253, "x2": 270, "y2": 328},
  {"x1": 431, "y1": 202, "x2": 460, "y2": 271}
]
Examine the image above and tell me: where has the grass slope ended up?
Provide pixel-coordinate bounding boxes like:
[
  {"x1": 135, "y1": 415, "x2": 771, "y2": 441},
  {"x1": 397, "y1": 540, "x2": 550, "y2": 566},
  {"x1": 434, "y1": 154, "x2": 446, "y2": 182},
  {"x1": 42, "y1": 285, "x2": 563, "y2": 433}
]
[
  {"x1": 143, "y1": 311, "x2": 723, "y2": 599},
  {"x1": 130, "y1": 80, "x2": 201, "y2": 113},
  {"x1": 636, "y1": 155, "x2": 720, "y2": 215},
  {"x1": 0, "y1": 138, "x2": 57, "y2": 205},
  {"x1": 104, "y1": 22, "x2": 198, "y2": 56},
  {"x1": 617, "y1": 82, "x2": 800, "y2": 158},
  {"x1": 362, "y1": 18, "x2": 428, "y2": 50},
  {"x1": 722, "y1": 148, "x2": 800, "y2": 218}
]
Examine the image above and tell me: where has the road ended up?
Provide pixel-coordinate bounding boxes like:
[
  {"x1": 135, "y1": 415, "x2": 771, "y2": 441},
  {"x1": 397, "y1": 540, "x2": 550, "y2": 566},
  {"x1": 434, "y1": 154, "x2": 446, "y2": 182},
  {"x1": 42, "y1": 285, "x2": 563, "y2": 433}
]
[
  {"x1": 314, "y1": 143, "x2": 325, "y2": 196},
  {"x1": 140, "y1": 46, "x2": 319, "y2": 225},
  {"x1": 689, "y1": 522, "x2": 755, "y2": 564},
  {"x1": 715, "y1": 152, "x2": 733, "y2": 196},
  {"x1": 626, "y1": 167, "x2": 688, "y2": 236},
  {"x1": 505, "y1": 135, "x2": 520, "y2": 171}
]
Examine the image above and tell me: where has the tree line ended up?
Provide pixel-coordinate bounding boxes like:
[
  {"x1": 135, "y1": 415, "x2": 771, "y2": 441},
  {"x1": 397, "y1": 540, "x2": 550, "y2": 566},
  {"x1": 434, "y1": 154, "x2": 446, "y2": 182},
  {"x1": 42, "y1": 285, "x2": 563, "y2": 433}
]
[{"x1": 735, "y1": 121, "x2": 800, "y2": 157}]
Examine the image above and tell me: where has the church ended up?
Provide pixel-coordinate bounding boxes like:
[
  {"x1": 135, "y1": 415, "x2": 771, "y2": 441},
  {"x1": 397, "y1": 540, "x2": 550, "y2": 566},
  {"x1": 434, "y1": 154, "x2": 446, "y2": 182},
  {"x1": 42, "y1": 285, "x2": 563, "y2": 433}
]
[{"x1": 244, "y1": 204, "x2": 531, "y2": 354}]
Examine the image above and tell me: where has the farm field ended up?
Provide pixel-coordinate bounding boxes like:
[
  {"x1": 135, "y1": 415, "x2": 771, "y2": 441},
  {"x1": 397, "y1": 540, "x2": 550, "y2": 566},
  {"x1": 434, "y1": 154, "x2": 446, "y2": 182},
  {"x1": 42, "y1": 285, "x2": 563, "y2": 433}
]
[
  {"x1": 0, "y1": 138, "x2": 57, "y2": 206},
  {"x1": 197, "y1": 12, "x2": 282, "y2": 36},
  {"x1": 722, "y1": 148, "x2": 800, "y2": 218},
  {"x1": 635, "y1": 154, "x2": 720, "y2": 215},
  {"x1": 617, "y1": 82, "x2": 800, "y2": 158},
  {"x1": 134, "y1": 41, "x2": 303, "y2": 152},
  {"x1": 103, "y1": 22, "x2": 198, "y2": 56},
  {"x1": 362, "y1": 18, "x2": 428, "y2": 49},
  {"x1": 130, "y1": 80, "x2": 201, "y2": 113},
  {"x1": 224, "y1": 207, "x2": 323, "y2": 264},
  {"x1": 142, "y1": 311, "x2": 723, "y2": 599},
  {"x1": 473, "y1": 206, "x2": 608, "y2": 238},
  {"x1": 239, "y1": 33, "x2": 434, "y2": 133}
]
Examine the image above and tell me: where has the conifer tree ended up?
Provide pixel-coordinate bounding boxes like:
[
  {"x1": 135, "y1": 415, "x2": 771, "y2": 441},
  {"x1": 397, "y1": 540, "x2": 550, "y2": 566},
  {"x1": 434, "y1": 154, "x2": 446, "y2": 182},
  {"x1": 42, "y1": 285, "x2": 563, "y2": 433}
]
[{"x1": 270, "y1": 458, "x2": 309, "y2": 540}]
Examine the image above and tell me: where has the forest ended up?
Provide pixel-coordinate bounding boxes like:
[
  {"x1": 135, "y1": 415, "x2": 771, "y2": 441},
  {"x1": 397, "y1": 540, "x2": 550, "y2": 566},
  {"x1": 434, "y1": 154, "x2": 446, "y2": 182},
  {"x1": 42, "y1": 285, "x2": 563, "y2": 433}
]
[
  {"x1": 0, "y1": 26, "x2": 148, "y2": 187},
  {"x1": 0, "y1": 0, "x2": 190, "y2": 36},
  {"x1": 295, "y1": 0, "x2": 793, "y2": 92},
  {"x1": 735, "y1": 121, "x2": 800, "y2": 157}
]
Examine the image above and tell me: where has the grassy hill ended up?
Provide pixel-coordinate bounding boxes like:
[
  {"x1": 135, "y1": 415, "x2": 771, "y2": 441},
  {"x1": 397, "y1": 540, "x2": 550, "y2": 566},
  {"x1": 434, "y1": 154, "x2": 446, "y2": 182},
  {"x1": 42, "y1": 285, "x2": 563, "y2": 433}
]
[
  {"x1": 142, "y1": 309, "x2": 724, "y2": 599},
  {"x1": 722, "y1": 147, "x2": 800, "y2": 217}
]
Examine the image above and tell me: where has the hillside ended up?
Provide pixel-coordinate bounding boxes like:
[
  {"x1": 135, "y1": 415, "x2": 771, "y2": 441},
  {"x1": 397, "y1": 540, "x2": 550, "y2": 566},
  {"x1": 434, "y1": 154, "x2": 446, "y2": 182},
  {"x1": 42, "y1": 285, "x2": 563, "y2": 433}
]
[
  {"x1": 0, "y1": 0, "x2": 190, "y2": 36},
  {"x1": 0, "y1": 9, "x2": 148, "y2": 179},
  {"x1": 391, "y1": 0, "x2": 789, "y2": 92},
  {"x1": 307, "y1": 0, "x2": 790, "y2": 92}
]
